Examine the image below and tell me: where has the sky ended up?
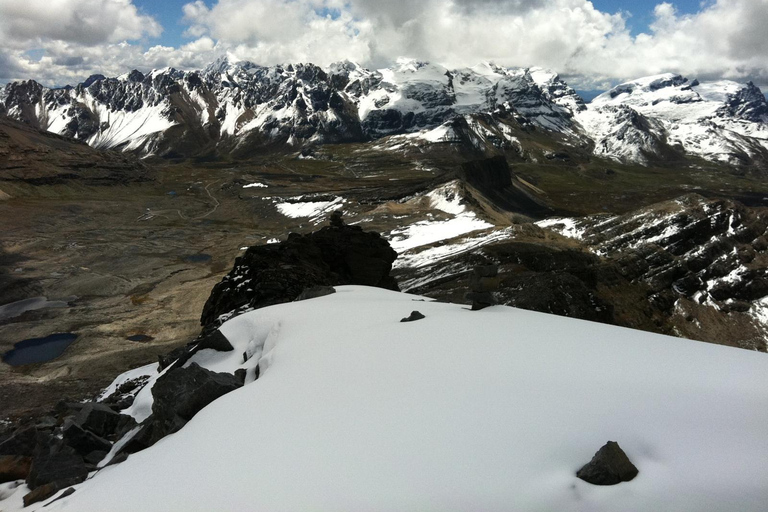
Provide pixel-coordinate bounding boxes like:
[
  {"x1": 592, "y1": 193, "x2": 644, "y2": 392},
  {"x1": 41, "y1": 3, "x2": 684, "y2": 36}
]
[{"x1": 0, "y1": 0, "x2": 767, "y2": 91}]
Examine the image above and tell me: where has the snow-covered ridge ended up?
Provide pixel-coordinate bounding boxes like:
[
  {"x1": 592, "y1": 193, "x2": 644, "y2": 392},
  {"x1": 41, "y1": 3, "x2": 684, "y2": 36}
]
[
  {"x1": 576, "y1": 73, "x2": 768, "y2": 165},
  {"x1": 11, "y1": 285, "x2": 767, "y2": 511}
]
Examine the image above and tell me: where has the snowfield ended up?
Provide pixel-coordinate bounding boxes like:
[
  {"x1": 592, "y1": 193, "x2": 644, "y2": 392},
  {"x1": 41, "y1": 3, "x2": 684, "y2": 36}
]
[{"x1": 10, "y1": 286, "x2": 768, "y2": 511}]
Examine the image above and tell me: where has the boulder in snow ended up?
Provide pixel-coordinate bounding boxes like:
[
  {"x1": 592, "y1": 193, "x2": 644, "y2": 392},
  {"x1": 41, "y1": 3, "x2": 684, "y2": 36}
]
[
  {"x1": 23, "y1": 480, "x2": 78, "y2": 507},
  {"x1": 26, "y1": 452, "x2": 88, "y2": 489},
  {"x1": 129, "y1": 363, "x2": 244, "y2": 449},
  {"x1": 576, "y1": 440, "x2": 639, "y2": 485},
  {"x1": 400, "y1": 311, "x2": 426, "y2": 322}
]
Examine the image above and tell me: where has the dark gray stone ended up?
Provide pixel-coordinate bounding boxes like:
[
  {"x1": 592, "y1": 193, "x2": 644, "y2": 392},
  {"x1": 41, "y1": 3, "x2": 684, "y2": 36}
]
[
  {"x1": 473, "y1": 264, "x2": 499, "y2": 278},
  {"x1": 0, "y1": 427, "x2": 38, "y2": 456},
  {"x1": 23, "y1": 479, "x2": 78, "y2": 507},
  {"x1": 157, "y1": 329, "x2": 233, "y2": 371},
  {"x1": 75, "y1": 403, "x2": 121, "y2": 439},
  {"x1": 467, "y1": 291, "x2": 496, "y2": 311},
  {"x1": 83, "y1": 450, "x2": 108, "y2": 466},
  {"x1": 145, "y1": 363, "x2": 243, "y2": 446},
  {"x1": 26, "y1": 452, "x2": 88, "y2": 489},
  {"x1": 195, "y1": 329, "x2": 234, "y2": 352},
  {"x1": 62, "y1": 422, "x2": 111, "y2": 456},
  {"x1": 576, "y1": 441, "x2": 639, "y2": 485},
  {"x1": 400, "y1": 311, "x2": 426, "y2": 322}
]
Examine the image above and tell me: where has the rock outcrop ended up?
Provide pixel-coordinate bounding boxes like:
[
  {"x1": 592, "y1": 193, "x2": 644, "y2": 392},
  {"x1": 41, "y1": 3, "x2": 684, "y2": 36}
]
[
  {"x1": 200, "y1": 219, "x2": 399, "y2": 329},
  {"x1": 123, "y1": 363, "x2": 243, "y2": 453}
]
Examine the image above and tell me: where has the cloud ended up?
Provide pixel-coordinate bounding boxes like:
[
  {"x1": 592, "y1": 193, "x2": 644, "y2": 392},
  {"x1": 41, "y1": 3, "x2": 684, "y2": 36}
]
[
  {"x1": 0, "y1": 0, "x2": 161, "y2": 48},
  {"x1": 1, "y1": 0, "x2": 768, "y2": 91}
]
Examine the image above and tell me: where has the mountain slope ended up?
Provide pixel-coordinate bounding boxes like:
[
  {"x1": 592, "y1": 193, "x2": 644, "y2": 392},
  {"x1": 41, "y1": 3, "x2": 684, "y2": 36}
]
[{"x1": 10, "y1": 286, "x2": 766, "y2": 512}]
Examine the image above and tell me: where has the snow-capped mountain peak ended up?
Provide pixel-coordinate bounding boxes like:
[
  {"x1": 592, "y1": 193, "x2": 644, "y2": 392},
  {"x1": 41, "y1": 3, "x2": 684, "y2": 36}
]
[{"x1": 1, "y1": 62, "x2": 766, "y2": 167}]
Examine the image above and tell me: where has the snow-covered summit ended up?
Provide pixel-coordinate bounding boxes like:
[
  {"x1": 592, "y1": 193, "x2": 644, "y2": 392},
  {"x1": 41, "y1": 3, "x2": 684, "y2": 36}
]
[{"x1": 6, "y1": 285, "x2": 766, "y2": 511}]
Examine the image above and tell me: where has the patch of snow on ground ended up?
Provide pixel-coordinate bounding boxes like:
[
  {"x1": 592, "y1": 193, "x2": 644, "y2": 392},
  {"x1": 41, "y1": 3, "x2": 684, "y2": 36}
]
[
  {"x1": 243, "y1": 182, "x2": 268, "y2": 188},
  {"x1": 38, "y1": 285, "x2": 768, "y2": 512},
  {"x1": 425, "y1": 180, "x2": 467, "y2": 215},
  {"x1": 275, "y1": 196, "x2": 345, "y2": 223},
  {"x1": 536, "y1": 217, "x2": 588, "y2": 240},
  {"x1": 387, "y1": 214, "x2": 493, "y2": 254},
  {"x1": 395, "y1": 227, "x2": 515, "y2": 272}
]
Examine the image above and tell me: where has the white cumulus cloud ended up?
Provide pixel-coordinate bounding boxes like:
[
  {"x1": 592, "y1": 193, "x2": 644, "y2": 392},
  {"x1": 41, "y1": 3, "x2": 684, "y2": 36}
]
[{"x1": 1, "y1": 0, "x2": 767, "y2": 92}]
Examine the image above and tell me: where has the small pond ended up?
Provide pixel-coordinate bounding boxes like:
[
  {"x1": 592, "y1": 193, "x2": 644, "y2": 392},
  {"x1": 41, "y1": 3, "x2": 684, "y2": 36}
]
[
  {"x1": 127, "y1": 334, "x2": 154, "y2": 342},
  {"x1": 2, "y1": 333, "x2": 78, "y2": 366},
  {"x1": 183, "y1": 253, "x2": 212, "y2": 263}
]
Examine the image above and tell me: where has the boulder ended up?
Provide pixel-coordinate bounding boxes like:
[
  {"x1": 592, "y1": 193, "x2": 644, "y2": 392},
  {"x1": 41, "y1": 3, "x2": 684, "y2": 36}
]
[
  {"x1": 0, "y1": 454, "x2": 32, "y2": 483},
  {"x1": 200, "y1": 221, "x2": 398, "y2": 329},
  {"x1": 400, "y1": 311, "x2": 426, "y2": 322},
  {"x1": 148, "y1": 363, "x2": 242, "y2": 444},
  {"x1": 23, "y1": 480, "x2": 78, "y2": 507},
  {"x1": 75, "y1": 402, "x2": 122, "y2": 439},
  {"x1": 157, "y1": 329, "x2": 233, "y2": 371},
  {"x1": 62, "y1": 422, "x2": 112, "y2": 456},
  {"x1": 576, "y1": 441, "x2": 639, "y2": 485},
  {"x1": 467, "y1": 291, "x2": 496, "y2": 311},
  {"x1": 26, "y1": 452, "x2": 88, "y2": 489},
  {"x1": 83, "y1": 450, "x2": 109, "y2": 466},
  {"x1": 0, "y1": 426, "x2": 38, "y2": 456}
]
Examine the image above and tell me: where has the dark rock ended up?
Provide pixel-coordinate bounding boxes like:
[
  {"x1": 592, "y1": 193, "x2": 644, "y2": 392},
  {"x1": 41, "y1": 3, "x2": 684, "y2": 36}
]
[
  {"x1": 75, "y1": 403, "x2": 122, "y2": 439},
  {"x1": 467, "y1": 291, "x2": 496, "y2": 311},
  {"x1": 157, "y1": 329, "x2": 233, "y2": 371},
  {"x1": 473, "y1": 264, "x2": 499, "y2": 278},
  {"x1": 43, "y1": 486, "x2": 76, "y2": 505},
  {"x1": 106, "y1": 452, "x2": 129, "y2": 466},
  {"x1": 158, "y1": 344, "x2": 191, "y2": 371},
  {"x1": 83, "y1": 450, "x2": 108, "y2": 466},
  {"x1": 196, "y1": 329, "x2": 234, "y2": 352},
  {"x1": 0, "y1": 426, "x2": 38, "y2": 456},
  {"x1": 148, "y1": 363, "x2": 242, "y2": 444},
  {"x1": 295, "y1": 285, "x2": 337, "y2": 301},
  {"x1": 113, "y1": 414, "x2": 138, "y2": 440},
  {"x1": 54, "y1": 401, "x2": 87, "y2": 419},
  {"x1": 329, "y1": 210, "x2": 345, "y2": 227},
  {"x1": 62, "y1": 422, "x2": 112, "y2": 456},
  {"x1": 400, "y1": 311, "x2": 426, "y2": 322},
  {"x1": 576, "y1": 441, "x2": 639, "y2": 485},
  {"x1": 23, "y1": 479, "x2": 79, "y2": 507},
  {"x1": 234, "y1": 368, "x2": 247, "y2": 385},
  {"x1": 0, "y1": 455, "x2": 32, "y2": 483},
  {"x1": 200, "y1": 222, "x2": 398, "y2": 328},
  {"x1": 118, "y1": 417, "x2": 157, "y2": 456},
  {"x1": 27, "y1": 452, "x2": 88, "y2": 489}
]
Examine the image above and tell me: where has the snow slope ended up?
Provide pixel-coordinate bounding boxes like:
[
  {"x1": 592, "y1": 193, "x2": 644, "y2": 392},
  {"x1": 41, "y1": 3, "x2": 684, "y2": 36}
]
[{"x1": 24, "y1": 286, "x2": 768, "y2": 512}]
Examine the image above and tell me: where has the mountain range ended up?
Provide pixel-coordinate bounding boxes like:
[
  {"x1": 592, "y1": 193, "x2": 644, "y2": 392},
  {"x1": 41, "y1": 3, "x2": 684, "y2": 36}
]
[{"x1": 2, "y1": 58, "x2": 767, "y2": 167}]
